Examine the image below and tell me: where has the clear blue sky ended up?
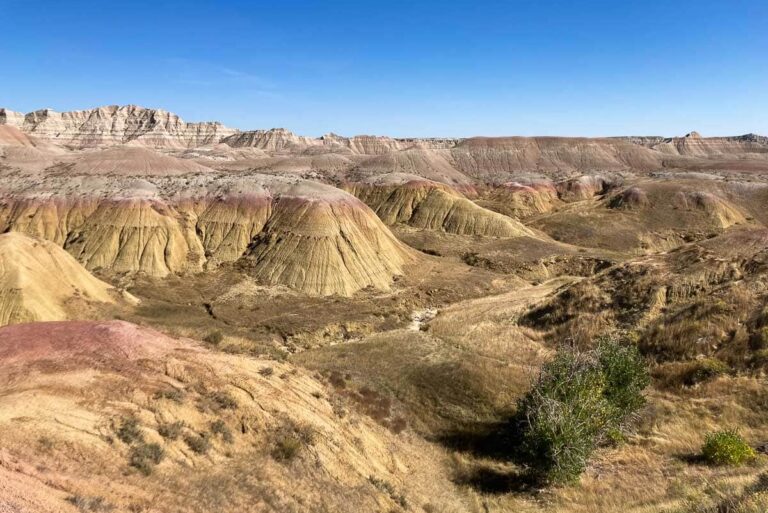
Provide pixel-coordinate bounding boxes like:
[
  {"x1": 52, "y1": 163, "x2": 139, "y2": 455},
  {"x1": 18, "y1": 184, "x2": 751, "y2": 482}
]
[{"x1": 2, "y1": 0, "x2": 766, "y2": 137}]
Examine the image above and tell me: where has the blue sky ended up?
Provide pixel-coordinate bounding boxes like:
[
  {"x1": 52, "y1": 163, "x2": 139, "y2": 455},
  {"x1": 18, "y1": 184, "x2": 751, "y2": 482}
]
[{"x1": 1, "y1": 0, "x2": 766, "y2": 137}]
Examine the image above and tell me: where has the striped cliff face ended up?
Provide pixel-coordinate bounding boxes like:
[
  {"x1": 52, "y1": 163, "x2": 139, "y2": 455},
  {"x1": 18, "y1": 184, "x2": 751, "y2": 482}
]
[{"x1": 2, "y1": 105, "x2": 237, "y2": 149}]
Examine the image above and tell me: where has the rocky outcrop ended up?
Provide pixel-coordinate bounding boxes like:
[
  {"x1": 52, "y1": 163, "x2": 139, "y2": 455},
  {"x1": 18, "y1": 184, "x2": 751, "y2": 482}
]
[
  {"x1": 1, "y1": 105, "x2": 236, "y2": 149},
  {"x1": 222, "y1": 128, "x2": 319, "y2": 152},
  {"x1": 608, "y1": 186, "x2": 650, "y2": 209},
  {"x1": 556, "y1": 175, "x2": 610, "y2": 202},
  {"x1": 0, "y1": 109, "x2": 24, "y2": 127},
  {"x1": 0, "y1": 232, "x2": 115, "y2": 325}
]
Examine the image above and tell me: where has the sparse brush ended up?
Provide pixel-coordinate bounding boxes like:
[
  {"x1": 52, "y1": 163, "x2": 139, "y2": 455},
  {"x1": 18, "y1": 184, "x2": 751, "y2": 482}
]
[
  {"x1": 702, "y1": 430, "x2": 756, "y2": 466},
  {"x1": 157, "y1": 421, "x2": 185, "y2": 440},
  {"x1": 208, "y1": 390, "x2": 238, "y2": 411},
  {"x1": 210, "y1": 419, "x2": 234, "y2": 443},
  {"x1": 66, "y1": 495, "x2": 113, "y2": 512},
  {"x1": 129, "y1": 443, "x2": 164, "y2": 475},
  {"x1": 154, "y1": 388, "x2": 185, "y2": 403},
  {"x1": 684, "y1": 358, "x2": 729, "y2": 386},
  {"x1": 116, "y1": 416, "x2": 144, "y2": 444},
  {"x1": 184, "y1": 433, "x2": 211, "y2": 454},
  {"x1": 271, "y1": 419, "x2": 316, "y2": 462},
  {"x1": 272, "y1": 434, "x2": 303, "y2": 461}
]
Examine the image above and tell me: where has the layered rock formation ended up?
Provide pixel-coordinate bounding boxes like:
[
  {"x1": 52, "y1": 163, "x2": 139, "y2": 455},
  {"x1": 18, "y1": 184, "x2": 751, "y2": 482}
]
[
  {"x1": 222, "y1": 128, "x2": 319, "y2": 152},
  {"x1": 346, "y1": 174, "x2": 536, "y2": 237},
  {"x1": 0, "y1": 108, "x2": 24, "y2": 127},
  {"x1": 448, "y1": 137, "x2": 663, "y2": 181},
  {"x1": 0, "y1": 175, "x2": 414, "y2": 295},
  {"x1": 0, "y1": 232, "x2": 115, "y2": 325},
  {"x1": 651, "y1": 131, "x2": 768, "y2": 158},
  {"x1": 1, "y1": 105, "x2": 236, "y2": 149}
]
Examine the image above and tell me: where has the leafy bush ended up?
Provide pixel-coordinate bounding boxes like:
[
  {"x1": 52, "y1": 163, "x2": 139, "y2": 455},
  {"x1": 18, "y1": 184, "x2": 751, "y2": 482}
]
[
  {"x1": 702, "y1": 430, "x2": 756, "y2": 466},
  {"x1": 129, "y1": 443, "x2": 164, "y2": 475},
  {"x1": 184, "y1": 433, "x2": 211, "y2": 454},
  {"x1": 116, "y1": 417, "x2": 144, "y2": 444},
  {"x1": 157, "y1": 421, "x2": 185, "y2": 440},
  {"x1": 514, "y1": 339, "x2": 649, "y2": 484},
  {"x1": 597, "y1": 339, "x2": 650, "y2": 417}
]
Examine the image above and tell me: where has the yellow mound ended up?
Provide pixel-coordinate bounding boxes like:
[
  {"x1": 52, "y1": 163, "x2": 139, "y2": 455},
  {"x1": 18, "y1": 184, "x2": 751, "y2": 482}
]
[
  {"x1": 346, "y1": 175, "x2": 536, "y2": 238},
  {"x1": 0, "y1": 232, "x2": 115, "y2": 325},
  {"x1": 243, "y1": 194, "x2": 414, "y2": 296},
  {"x1": 0, "y1": 176, "x2": 415, "y2": 295}
]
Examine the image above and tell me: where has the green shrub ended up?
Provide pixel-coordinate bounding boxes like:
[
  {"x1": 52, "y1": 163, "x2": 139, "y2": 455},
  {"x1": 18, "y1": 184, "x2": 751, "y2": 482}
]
[
  {"x1": 129, "y1": 442, "x2": 164, "y2": 475},
  {"x1": 515, "y1": 351, "x2": 610, "y2": 483},
  {"x1": 597, "y1": 339, "x2": 650, "y2": 418},
  {"x1": 116, "y1": 417, "x2": 144, "y2": 444},
  {"x1": 203, "y1": 330, "x2": 224, "y2": 345},
  {"x1": 702, "y1": 430, "x2": 756, "y2": 466},
  {"x1": 184, "y1": 433, "x2": 211, "y2": 454},
  {"x1": 514, "y1": 339, "x2": 649, "y2": 484},
  {"x1": 157, "y1": 421, "x2": 185, "y2": 440}
]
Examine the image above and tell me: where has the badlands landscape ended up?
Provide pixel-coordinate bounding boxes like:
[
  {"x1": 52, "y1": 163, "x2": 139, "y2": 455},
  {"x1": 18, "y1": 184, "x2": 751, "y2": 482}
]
[{"x1": 2, "y1": 105, "x2": 768, "y2": 513}]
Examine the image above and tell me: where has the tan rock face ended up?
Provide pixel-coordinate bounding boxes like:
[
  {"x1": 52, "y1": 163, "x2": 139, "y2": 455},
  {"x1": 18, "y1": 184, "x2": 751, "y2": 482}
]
[
  {"x1": 0, "y1": 175, "x2": 414, "y2": 295},
  {"x1": 2, "y1": 105, "x2": 236, "y2": 149},
  {"x1": 0, "y1": 232, "x2": 115, "y2": 326},
  {"x1": 0, "y1": 108, "x2": 24, "y2": 127}
]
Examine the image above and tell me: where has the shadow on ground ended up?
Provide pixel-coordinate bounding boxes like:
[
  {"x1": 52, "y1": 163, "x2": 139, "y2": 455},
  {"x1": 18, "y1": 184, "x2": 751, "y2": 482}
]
[{"x1": 433, "y1": 417, "x2": 540, "y2": 494}]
